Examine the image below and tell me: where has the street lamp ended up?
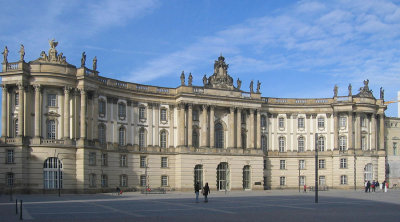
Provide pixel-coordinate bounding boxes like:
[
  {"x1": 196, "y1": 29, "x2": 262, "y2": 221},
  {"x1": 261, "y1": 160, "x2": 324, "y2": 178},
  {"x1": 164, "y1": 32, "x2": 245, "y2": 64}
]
[{"x1": 315, "y1": 133, "x2": 318, "y2": 203}]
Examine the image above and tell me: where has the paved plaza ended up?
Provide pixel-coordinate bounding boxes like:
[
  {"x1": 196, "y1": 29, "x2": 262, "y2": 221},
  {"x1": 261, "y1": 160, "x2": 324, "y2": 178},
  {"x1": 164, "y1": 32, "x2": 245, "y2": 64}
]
[{"x1": 1, "y1": 189, "x2": 400, "y2": 222}]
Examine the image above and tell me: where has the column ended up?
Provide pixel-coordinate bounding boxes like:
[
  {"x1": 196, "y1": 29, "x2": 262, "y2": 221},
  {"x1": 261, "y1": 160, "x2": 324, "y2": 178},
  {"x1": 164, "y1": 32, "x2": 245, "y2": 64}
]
[
  {"x1": 236, "y1": 108, "x2": 242, "y2": 148},
  {"x1": 209, "y1": 105, "x2": 215, "y2": 148},
  {"x1": 33, "y1": 85, "x2": 41, "y2": 138},
  {"x1": 371, "y1": 114, "x2": 376, "y2": 150},
  {"x1": 17, "y1": 83, "x2": 24, "y2": 137},
  {"x1": 80, "y1": 88, "x2": 86, "y2": 140},
  {"x1": 1, "y1": 85, "x2": 7, "y2": 137},
  {"x1": 187, "y1": 104, "x2": 193, "y2": 147},
  {"x1": 178, "y1": 103, "x2": 185, "y2": 147},
  {"x1": 355, "y1": 113, "x2": 361, "y2": 149},
  {"x1": 64, "y1": 86, "x2": 70, "y2": 139},
  {"x1": 228, "y1": 107, "x2": 235, "y2": 148},
  {"x1": 93, "y1": 92, "x2": 99, "y2": 141},
  {"x1": 379, "y1": 114, "x2": 384, "y2": 150},
  {"x1": 249, "y1": 109, "x2": 254, "y2": 148},
  {"x1": 333, "y1": 113, "x2": 338, "y2": 150},
  {"x1": 348, "y1": 112, "x2": 353, "y2": 150},
  {"x1": 154, "y1": 104, "x2": 159, "y2": 147},
  {"x1": 148, "y1": 104, "x2": 153, "y2": 147},
  {"x1": 286, "y1": 114, "x2": 290, "y2": 151},
  {"x1": 200, "y1": 105, "x2": 208, "y2": 147},
  {"x1": 169, "y1": 105, "x2": 174, "y2": 148},
  {"x1": 256, "y1": 110, "x2": 261, "y2": 149}
]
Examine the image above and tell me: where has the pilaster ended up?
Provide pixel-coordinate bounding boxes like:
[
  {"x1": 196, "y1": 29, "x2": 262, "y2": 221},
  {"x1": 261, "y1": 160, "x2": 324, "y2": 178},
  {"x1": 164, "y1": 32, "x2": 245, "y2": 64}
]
[
  {"x1": 1, "y1": 84, "x2": 7, "y2": 138},
  {"x1": 209, "y1": 105, "x2": 215, "y2": 148},
  {"x1": 17, "y1": 83, "x2": 24, "y2": 137},
  {"x1": 236, "y1": 108, "x2": 242, "y2": 148},
  {"x1": 200, "y1": 105, "x2": 208, "y2": 147},
  {"x1": 256, "y1": 109, "x2": 261, "y2": 149},
  {"x1": 78, "y1": 88, "x2": 86, "y2": 146},
  {"x1": 228, "y1": 107, "x2": 235, "y2": 148},
  {"x1": 169, "y1": 105, "x2": 175, "y2": 148},
  {"x1": 187, "y1": 104, "x2": 193, "y2": 147}
]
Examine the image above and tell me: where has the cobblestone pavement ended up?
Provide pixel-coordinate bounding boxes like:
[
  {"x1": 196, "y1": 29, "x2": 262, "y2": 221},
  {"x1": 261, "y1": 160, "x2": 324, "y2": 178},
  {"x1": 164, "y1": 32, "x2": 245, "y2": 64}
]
[{"x1": 1, "y1": 189, "x2": 399, "y2": 222}]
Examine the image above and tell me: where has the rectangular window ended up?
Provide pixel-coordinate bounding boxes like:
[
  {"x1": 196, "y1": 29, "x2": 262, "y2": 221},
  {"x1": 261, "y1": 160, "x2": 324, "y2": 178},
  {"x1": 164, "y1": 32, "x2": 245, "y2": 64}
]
[
  {"x1": 193, "y1": 110, "x2": 199, "y2": 121},
  {"x1": 6, "y1": 150, "x2": 14, "y2": 164},
  {"x1": 120, "y1": 175, "x2": 127, "y2": 187},
  {"x1": 299, "y1": 160, "x2": 305, "y2": 170},
  {"x1": 340, "y1": 116, "x2": 347, "y2": 128},
  {"x1": 339, "y1": 136, "x2": 347, "y2": 151},
  {"x1": 241, "y1": 113, "x2": 246, "y2": 124},
  {"x1": 280, "y1": 176, "x2": 286, "y2": 186},
  {"x1": 140, "y1": 156, "x2": 147, "y2": 168},
  {"x1": 101, "y1": 174, "x2": 108, "y2": 187},
  {"x1": 161, "y1": 175, "x2": 168, "y2": 186},
  {"x1": 318, "y1": 159, "x2": 325, "y2": 169},
  {"x1": 140, "y1": 175, "x2": 147, "y2": 187},
  {"x1": 318, "y1": 117, "x2": 325, "y2": 128},
  {"x1": 101, "y1": 153, "x2": 108, "y2": 166},
  {"x1": 139, "y1": 107, "x2": 146, "y2": 120},
  {"x1": 340, "y1": 158, "x2": 347, "y2": 169},
  {"x1": 47, "y1": 94, "x2": 57, "y2": 107},
  {"x1": 298, "y1": 118, "x2": 305, "y2": 129},
  {"x1": 279, "y1": 117, "x2": 285, "y2": 128},
  {"x1": 161, "y1": 157, "x2": 168, "y2": 168},
  {"x1": 118, "y1": 103, "x2": 126, "y2": 118},
  {"x1": 340, "y1": 175, "x2": 347, "y2": 185},
  {"x1": 120, "y1": 155, "x2": 127, "y2": 167},
  {"x1": 89, "y1": 152, "x2": 96, "y2": 166},
  {"x1": 7, "y1": 173, "x2": 14, "y2": 187},
  {"x1": 280, "y1": 160, "x2": 286, "y2": 170},
  {"x1": 89, "y1": 174, "x2": 96, "y2": 187},
  {"x1": 319, "y1": 176, "x2": 326, "y2": 186},
  {"x1": 160, "y1": 109, "x2": 167, "y2": 121},
  {"x1": 300, "y1": 176, "x2": 306, "y2": 186},
  {"x1": 99, "y1": 100, "x2": 106, "y2": 116}
]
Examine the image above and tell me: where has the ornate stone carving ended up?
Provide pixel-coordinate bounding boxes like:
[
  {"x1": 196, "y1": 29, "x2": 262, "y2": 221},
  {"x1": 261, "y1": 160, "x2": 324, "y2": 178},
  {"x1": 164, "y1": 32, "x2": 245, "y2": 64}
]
[
  {"x1": 333, "y1": 85, "x2": 338, "y2": 97},
  {"x1": 250, "y1": 80, "x2": 254, "y2": 93},
  {"x1": 356, "y1": 79, "x2": 374, "y2": 98},
  {"x1": 188, "y1": 73, "x2": 193, "y2": 86},
  {"x1": 180, "y1": 71, "x2": 185, "y2": 86},
  {"x1": 93, "y1": 56, "x2": 97, "y2": 71},
  {"x1": 203, "y1": 75, "x2": 207, "y2": 86},
  {"x1": 256, "y1": 80, "x2": 261, "y2": 93},
  {"x1": 237, "y1": 78, "x2": 241, "y2": 90},
  {"x1": 35, "y1": 39, "x2": 67, "y2": 64},
  {"x1": 2, "y1": 46, "x2": 8, "y2": 63},
  {"x1": 19, "y1": 44, "x2": 25, "y2": 61},
  {"x1": 348, "y1": 84, "x2": 352, "y2": 96},
  {"x1": 380, "y1": 87, "x2": 384, "y2": 100},
  {"x1": 205, "y1": 55, "x2": 235, "y2": 90},
  {"x1": 33, "y1": 84, "x2": 41, "y2": 92},
  {"x1": 81, "y1": 52, "x2": 86, "y2": 67}
]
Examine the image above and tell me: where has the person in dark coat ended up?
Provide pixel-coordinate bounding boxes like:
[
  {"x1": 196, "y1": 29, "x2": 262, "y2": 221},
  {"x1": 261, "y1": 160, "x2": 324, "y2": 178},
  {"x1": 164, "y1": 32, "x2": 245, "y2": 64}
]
[
  {"x1": 194, "y1": 182, "x2": 200, "y2": 203},
  {"x1": 367, "y1": 181, "x2": 371, "y2": 192},
  {"x1": 203, "y1": 182, "x2": 210, "y2": 202}
]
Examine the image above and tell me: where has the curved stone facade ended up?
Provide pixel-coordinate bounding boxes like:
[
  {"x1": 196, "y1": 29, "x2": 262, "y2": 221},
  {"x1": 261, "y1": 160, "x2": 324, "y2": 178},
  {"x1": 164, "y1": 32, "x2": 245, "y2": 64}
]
[{"x1": 0, "y1": 42, "x2": 386, "y2": 193}]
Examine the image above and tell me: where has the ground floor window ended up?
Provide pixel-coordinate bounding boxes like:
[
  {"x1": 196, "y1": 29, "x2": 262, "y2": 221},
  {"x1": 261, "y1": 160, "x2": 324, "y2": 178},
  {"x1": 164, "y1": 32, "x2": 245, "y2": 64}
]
[
  {"x1": 280, "y1": 176, "x2": 286, "y2": 186},
  {"x1": 217, "y1": 162, "x2": 229, "y2": 191},
  {"x1": 89, "y1": 174, "x2": 96, "y2": 187},
  {"x1": 243, "y1": 165, "x2": 251, "y2": 189},
  {"x1": 101, "y1": 174, "x2": 108, "y2": 188},
  {"x1": 194, "y1": 165, "x2": 203, "y2": 187},
  {"x1": 120, "y1": 174, "x2": 127, "y2": 187},
  {"x1": 340, "y1": 175, "x2": 347, "y2": 185},
  {"x1": 140, "y1": 175, "x2": 146, "y2": 187},
  {"x1": 43, "y1": 157, "x2": 63, "y2": 189},
  {"x1": 161, "y1": 175, "x2": 168, "y2": 186},
  {"x1": 299, "y1": 176, "x2": 305, "y2": 186},
  {"x1": 364, "y1": 163, "x2": 373, "y2": 182},
  {"x1": 7, "y1": 172, "x2": 14, "y2": 187},
  {"x1": 319, "y1": 176, "x2": 326, "y2": 186}
]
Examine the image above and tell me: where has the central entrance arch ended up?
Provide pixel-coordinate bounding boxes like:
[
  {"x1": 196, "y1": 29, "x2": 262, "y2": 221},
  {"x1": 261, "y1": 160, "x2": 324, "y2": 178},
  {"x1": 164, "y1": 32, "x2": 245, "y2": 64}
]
[{"x1": 217, "y1": 162, "x2": 230, "y2": 191}]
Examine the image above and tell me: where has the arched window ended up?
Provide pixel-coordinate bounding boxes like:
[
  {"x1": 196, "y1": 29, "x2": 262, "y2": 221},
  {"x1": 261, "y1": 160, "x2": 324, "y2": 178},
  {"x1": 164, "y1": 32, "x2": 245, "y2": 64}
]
[
  {"x1": 14, "y1": 119, "x2": 18, "y2": 137},
  {"x1": 241, "y1": 129, "x2": 247, "y2": 149},
  {"x1": 43, "y1": 157, "x2": 62, "y2": 189},
  {"x1": 261, "y1": 135, "x2": 267, "y2": 151},
  {"x1": 47, "y1": 120, "x2": 56, "y2": 139},
  {"x1": 98, "y1": 124, "x2": 106, "y2": 145},
  {"x1": 139, "y1": 128, "x2": 146, "y2": 148},
  {"x1": 194, "y1": 164, "x2": 203, "y2": 187},
  {"x1": 160, "y1": 130, "x2": 167, "y2": 148},
  {"x1": 243, "y1": 165, "x2": 251, "y2": 189},
  {"x1": 318, "y1": 136, "x2": 325, "y2": 152},
  {"x1": 261, "y1": 115, "x2": 267, "y2": 128},
  {"x1": 118, "y1": 127, "x2": 125, "y2": 146},
  {"x1": 279, "y1": 137, "x2": 285, "y2": 152},
  {"x1": 339, "y1": 136, "x2": 347, "y2": 151},
  {"x1": 298, "y1": 136, "x2": 305, "y2": 152},
  {"x1": 192, "y1": 130, "x2": 199, "y2": 148},
  {"x1": 215, "y1": 123, "x2": 224, "y2": 148},
  {"x1": 217, "y1": 162, "x2": 229, "y2": 191}
]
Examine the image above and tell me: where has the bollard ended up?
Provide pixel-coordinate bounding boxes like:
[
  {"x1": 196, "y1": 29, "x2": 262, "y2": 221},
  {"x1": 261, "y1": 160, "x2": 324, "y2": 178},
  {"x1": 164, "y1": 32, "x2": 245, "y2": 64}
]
[
  {"x1": 16, "y1": 199, "x2": 18, "y2": 214},
  {"x1": 19, "y1": 200, "x2": 22, "y2": 220}
]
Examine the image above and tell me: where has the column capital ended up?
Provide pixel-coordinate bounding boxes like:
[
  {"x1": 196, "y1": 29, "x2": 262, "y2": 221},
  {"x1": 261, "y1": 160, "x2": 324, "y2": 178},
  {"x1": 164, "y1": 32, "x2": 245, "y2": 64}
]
[
  {"x1": 17, "y1": 82, "x2": 25, "y2": 90},
  {"x1": 78, "y1": 88, "x2": 86, "y2": 95},
  {"x1": 0, "y1": 84, "x2": 7, "y2": 90},
  {"x1": 209, "y1": 105, "x2": 215, "y2": 110},
  {"x1": 177, "y1": 103, "x2": 185, "y2": 110},
  {"x1": 187, "y1": 103, "x2": 193, "y2": 109},
  {"x1": 235, "y1": 107, "x2": 242, "y2": 112},
  {"x1": 201, "y1": 104, "x2": 208, "y2": 110},
  {"x1": 33, "y1": 84, "x2": 41, "y2": 92},
  {"x1": 229, "y1": 107, "x2": 235, "y2": 112}
]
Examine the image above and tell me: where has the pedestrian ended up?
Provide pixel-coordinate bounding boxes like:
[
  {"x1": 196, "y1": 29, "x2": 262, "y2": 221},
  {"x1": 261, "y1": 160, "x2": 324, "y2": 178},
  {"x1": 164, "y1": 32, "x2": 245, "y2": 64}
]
[
  {"x1": 380, "y1": 181, "x2": 383, "y2": 190},
  {"x1": 385, "y1": 181, "x2": 388, "y2": 193},
  {"x1": 371, "y1": 180, "x2": 375, "y2": 192},
  {"x1": 376, "y1": 181, "x2": 380, "y2": 191},
  {"x1": 116, "y1": 187, "x2": 121, "y2": 196},
  {"x1": 303, "y1": 184, "x2": 307, "y2": 193},
  {"x1": 367, "y1": 181, "x2": 371, "y2": 192},
  {"x1": 194, "y1": 182, "x2": 200, "y2": 203},
  {"x1": 203, "y1": 182, "x2": 210, "y2": 203},
  {"x1": 364, "y1": 181, "x2": 368, "y2": 193}
]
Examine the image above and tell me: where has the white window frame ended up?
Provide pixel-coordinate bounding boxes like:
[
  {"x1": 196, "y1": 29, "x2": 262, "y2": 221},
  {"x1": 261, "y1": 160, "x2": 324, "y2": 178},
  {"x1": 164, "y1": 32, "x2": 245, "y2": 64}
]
[
  {"x1": 340, "y1": 158, "x2": 347, "y2": 169},
  {"x1": 298, "y1": 136, "x2": 305, "y2": 152},
  {"x1": 279, "y1": 117, "x2": 285, "y2": 128},
  {"x1": 280, "y1": 160, "x2": 286, "y2": 170},
  {"x1": 120, "y1": 174, "x2": 127, "y2": 187},
  {"x1": 89, "y1": 152, "x2": 96, "y2": 166},
  {"x1": 139, "y1": 106, "x2": 146, "y2": 120},
  {"x1": 318, "y1": 117, "x2": 325, "y2": 129},
  {"x1": 47, "y1": 120, "x2": 56, "y2": 140},
  {"x1": 160, "y1": 108, "x2": 167, "y2": 121},
  {"x1": 47, "y1": 94, "x2": 57, "y2": 107},
  {"x1": 161, "y1": 175, "x2": 168, "y2": 187},
  {"x1": 298, "y1": 117, "x2": 305, "y2": 129},
  {"x1": 161, "y1": 157, "x2": 168, "y2": 168},
  {"x1": 339, "y1": 116, "x2": 347, "y2": 128},
  {"x1": 280, "y1": 176, "x2": 286, "y2": 186},
  {"x1": 98, "y1": 124, "x2": 106, "y2": 145},
  {"x1": 101, "y1": 174, "x2": 108, "y2": 187},
  {"x1": 140, "y1": 156, "x2": 147, "y2": 168},
  {"x1": 118, "y1": 102, "x2": 126, "y2": 119},
  {"x1": 120, "y1": 155, "x2": 127, "y2": 167},
  {"x1": 279, "y1": 137, "x2": 285, "y2": 152},
  {"x1": 160, "y1": 131, "x2": 167, "y2": 148},
  {"x1": 299, "y1": 160, "x2": 305, "y2": 170},
  {"x1": 318, "y1": 159, "x2": 326, "y2": 169},
  {"x1": 118, "y1": 127, "x2": 125, "y2": 146},
  {"x1": 140, "y1": 175, "x2": 146, "y2": 187},
  {"x1": 340, "y1": 175, "x2": 347, "y2": 185},
  {"x1": 339, "y1": 136, "x2": 347, "y2": 151},
  {"x1": 6, "y1": 149, "x2": 14, "y2": 164}
]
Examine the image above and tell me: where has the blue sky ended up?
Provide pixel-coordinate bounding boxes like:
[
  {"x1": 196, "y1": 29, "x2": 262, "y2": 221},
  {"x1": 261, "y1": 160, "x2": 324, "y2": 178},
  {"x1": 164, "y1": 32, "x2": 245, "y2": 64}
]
[{"x1": 1, "y1": 0, "x2": 400, "y2": 120}]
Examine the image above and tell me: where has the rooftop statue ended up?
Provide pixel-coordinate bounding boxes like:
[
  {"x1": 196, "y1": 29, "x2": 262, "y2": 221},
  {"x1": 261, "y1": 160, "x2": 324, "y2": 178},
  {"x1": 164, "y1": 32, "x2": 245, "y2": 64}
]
[
  {"x1": 356, "y1": 79, "x2": 374, "y2": 98},
  {"x1": 207, "y1": 55, "x2": 234, "y2": 90},
  {"x1": 237, "y1": 78, "x2": 241, "y2": 90},
  {"x1": 380, "y1": 87, "x2": 384, "y2": 100},
  {"x1": 2, "y1": 46, "x2": 8, "y2": 63},
  {"x1": 49, "y1": 39, "x2": 58, "y2": 49},
  {"x1": 203, "y1": 75, "x2": 207, "y2": 86},
  {"x1": 34, "y1": 39, "x2": 67, "y2": 64},
  {"x1": 81, "y1": 52, "x2": 86, "y2": 67},
  {"x1": 19, "y1": 44, "x2": 25, "y2": 61},
  {"x1": 188, "y1": 73, "x2": 193, "y2": 86},
  {"x1": 180, "y1": 71, "x2": 185, "y2": 86},
  {"x1": 348, "y1": 84, "x2": 352, "y2": 96},
  {"x1": 256, "y1": 80, "x2": 261, "y2": 93},
  {"x1": 250, "y1": 80, "x2": 254, "y2": 93},
  {"x1": 93, "y1": 56, "x2": 97, "y2": 71},
  {"x1": 333, "y1": 85, "x2": 338, "y2": 97}
]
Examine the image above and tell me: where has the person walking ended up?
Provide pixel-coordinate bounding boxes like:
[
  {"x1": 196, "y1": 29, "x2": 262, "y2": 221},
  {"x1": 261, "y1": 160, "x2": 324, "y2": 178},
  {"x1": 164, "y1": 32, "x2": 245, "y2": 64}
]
[
  {"x1": 367, "y1": 181, "x2": 371, "y2": 192},
  {"x1": 364, "y1": 181, "x2": 368, "y2": 193},
  {"x1": 194, "y1": 182, "x2": 200, "y2": 203},
  {"x1": 203, "y1": 182, "x2": 210, "y2": 203},
  {"x1": 371, "y1": 180, "x2": 376, "y2": 192},
  {"x1": 384, "y1": 181, "x2": 388, "y2": 193}
]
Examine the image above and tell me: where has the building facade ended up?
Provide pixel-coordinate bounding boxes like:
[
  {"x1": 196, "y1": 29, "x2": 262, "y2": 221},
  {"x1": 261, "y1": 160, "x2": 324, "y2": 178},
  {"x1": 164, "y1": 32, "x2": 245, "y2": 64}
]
[
  {"x1": 0, "y1": 41, "x2": 387, "y2": 193},
  {"x1": 385, "y1": 117, "x2": 400, "y2": 187}
]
